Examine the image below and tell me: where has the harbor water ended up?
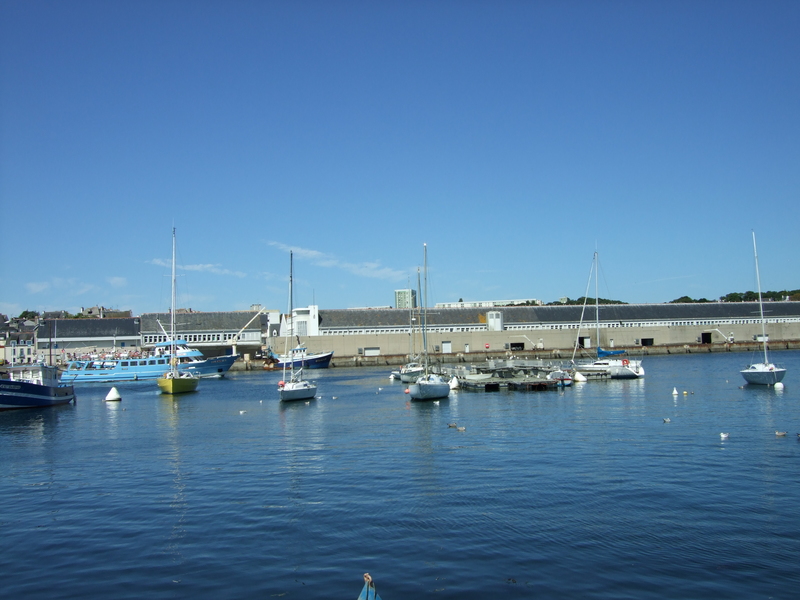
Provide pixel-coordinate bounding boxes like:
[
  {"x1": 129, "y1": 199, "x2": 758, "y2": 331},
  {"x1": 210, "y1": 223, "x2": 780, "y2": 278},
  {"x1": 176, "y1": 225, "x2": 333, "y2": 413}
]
[{"x1": 2, "y1": 351, "x2": 799, "y2": 599}]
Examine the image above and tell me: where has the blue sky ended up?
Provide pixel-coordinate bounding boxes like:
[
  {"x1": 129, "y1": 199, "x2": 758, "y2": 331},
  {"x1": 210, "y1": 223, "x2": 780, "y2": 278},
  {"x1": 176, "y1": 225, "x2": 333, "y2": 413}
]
[{"x1": 1, "y1": 0, "x2": 798, "y2": 317}]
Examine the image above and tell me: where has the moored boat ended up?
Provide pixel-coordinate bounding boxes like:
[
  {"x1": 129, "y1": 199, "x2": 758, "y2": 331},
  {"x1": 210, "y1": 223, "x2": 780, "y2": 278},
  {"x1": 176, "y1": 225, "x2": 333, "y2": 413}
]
[
  {"x1": 399, "y1": 360, "x2": 424, "y2": 383},
  {"x1": 278, "y1": 252, "x2": 318, "y2": 402},
  {"x1": 157, "y1": 369, "x2": 199, "y2": 394},
  {"x1": 546, "y1": 369, "x2": 574, "y2": 386},
  {"x1": 408, "y1": 244, "x2": 450, "y2": 402},
  {"x1": 571, "y1": 251, "x2": 645, "y2": 380},
  {"x1": 156, "y1": 227, "x2": 200, "y2": 395},
  {"x1": 61, "y1": 342, "x2": 237, "y2": 383},
  {"x1": 264, "y1": 346, "x2": 333, "y2": 370},
  {"x1": 0, "y1": 363, "x2": 76, "y2": 410},
  {"x1": 740, "y1": 231, "x2": 786, "y2": 386}
]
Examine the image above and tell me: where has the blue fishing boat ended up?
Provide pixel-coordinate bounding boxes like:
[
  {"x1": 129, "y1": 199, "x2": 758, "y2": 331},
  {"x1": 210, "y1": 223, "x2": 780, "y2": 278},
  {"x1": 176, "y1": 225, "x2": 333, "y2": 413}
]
[
  {"x1": 0, "y1": 364, "x2": 76, "y2": 410},
  {"x1": 61, "y1": 340, "x2": 237, "y2": 383},
  {"x1": 264, "y1": 346, "x2": 333, "y2": 370}
]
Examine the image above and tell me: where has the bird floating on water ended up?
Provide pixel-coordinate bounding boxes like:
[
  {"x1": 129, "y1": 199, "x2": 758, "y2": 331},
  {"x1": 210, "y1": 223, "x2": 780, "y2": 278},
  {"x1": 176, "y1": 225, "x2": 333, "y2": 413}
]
[
  {"x1": 663, "y1": 418, "x2": 671, "y2": 423},
  {"x1": 448, "y1": 423, "x2": 458, "y2": 428},
  {"x1": 775, "y1": 431, "x2": 787, "y2": 436},
  {"x1": 239, "y1": 410, "x2": 246, "y2": 415},
  {"x1": 720, "y1": 432, "x2": 729, "y2": 440},
  {"x1": 457, "y1": 426, "x2": 466, "y2": 432}
]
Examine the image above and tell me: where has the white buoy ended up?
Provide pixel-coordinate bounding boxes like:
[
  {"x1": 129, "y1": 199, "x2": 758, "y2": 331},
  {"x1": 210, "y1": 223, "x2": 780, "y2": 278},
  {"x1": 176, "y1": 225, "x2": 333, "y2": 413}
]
[
  {"x1": 774, "y1": 382, "x2": 785, "y2": 390},
  {"x1": 105, "y1": 387, "x2": 121, "y2": 402},
  {"x1": 672, "y1": 387, "x2": 678, "y2": 395},
  {"x1": 573, "y1": 371, "x2": 587, "y2": 383}
]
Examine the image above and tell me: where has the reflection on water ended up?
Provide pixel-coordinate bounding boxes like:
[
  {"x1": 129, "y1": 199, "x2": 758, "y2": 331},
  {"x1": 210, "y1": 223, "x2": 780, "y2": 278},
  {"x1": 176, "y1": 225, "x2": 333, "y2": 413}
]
[{"x1": 1, "y1": 353, "x2": 799, "y2": 600}]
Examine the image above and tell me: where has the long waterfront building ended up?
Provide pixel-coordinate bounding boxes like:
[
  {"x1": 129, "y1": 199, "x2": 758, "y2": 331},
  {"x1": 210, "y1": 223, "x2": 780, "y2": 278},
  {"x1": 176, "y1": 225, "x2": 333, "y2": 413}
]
[{"x1": 12, "y1": 301, "x2": 800, "y2": 366}]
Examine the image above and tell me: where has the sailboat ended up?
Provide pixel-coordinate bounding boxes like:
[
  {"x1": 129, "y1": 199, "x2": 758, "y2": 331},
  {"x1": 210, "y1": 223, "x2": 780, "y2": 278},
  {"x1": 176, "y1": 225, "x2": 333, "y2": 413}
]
[
  {"x1": 740, "y1": 231, "x2": 786, "y2": 385},
  {"x1": 408, "y1": 244, "x2": 450, "y2": 401},
  {"x1": 398, "y1": 269, "x2": 425, "y2": 383},
  {"x1": 571, "y1": 251, "x2": 644, "y2": 379},
  {"x1": 278, "y1": 251, "x2": 318, "y2": 401},
  {"x1": 157, "y1": 228, "x2": 200, "y2": 394}
]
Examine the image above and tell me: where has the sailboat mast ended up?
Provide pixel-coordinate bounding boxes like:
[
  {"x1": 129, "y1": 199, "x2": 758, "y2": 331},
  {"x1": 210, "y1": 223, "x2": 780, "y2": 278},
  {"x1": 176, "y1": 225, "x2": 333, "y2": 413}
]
[
  {"x1": 422, "y1": 244, "x2": 429, "y2": 372},
  {"x1": 752, "y1": 231, "x2": 769, "y2": 364},
  {"x1": 283, "y1": 251, "x2": 293, "y2": 381},
  {"x1": 170, "y1": 227, "x2": 177, "y2": 374},
  {"x1": 570, "y1": 255, "x2": 595, "y2": 363},
  {"x1": 594, "y1": 251, "x2": 600, "y2": 351}
]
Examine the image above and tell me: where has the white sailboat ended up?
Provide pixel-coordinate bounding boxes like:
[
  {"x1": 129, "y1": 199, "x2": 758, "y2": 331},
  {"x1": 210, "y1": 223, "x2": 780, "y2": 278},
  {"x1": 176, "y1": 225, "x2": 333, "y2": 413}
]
[
  {"x1": 408, "y1": 244, "x2": 450, "y2": 401},
  {"x1": 278, "y1": 251, "x2": 318, "y2": 401},
  {"x1": 571, "y1": 251, "x2": 644, "y2": 379},
  {"x1": 157, "y1": 228, "x2": 200, "y2": 395},
  {"x1": 740, "y1": 231, "x2": 786, "y2": 386},
  {"x1": 399, "y1": 270, "x2": 425, "y2": 382}
]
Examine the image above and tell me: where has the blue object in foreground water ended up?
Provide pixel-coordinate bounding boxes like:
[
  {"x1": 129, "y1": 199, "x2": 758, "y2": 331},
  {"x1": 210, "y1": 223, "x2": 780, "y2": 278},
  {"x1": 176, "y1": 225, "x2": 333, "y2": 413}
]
[{"x1": 357, "y1": 573, "x2": 381, "y2": 600}]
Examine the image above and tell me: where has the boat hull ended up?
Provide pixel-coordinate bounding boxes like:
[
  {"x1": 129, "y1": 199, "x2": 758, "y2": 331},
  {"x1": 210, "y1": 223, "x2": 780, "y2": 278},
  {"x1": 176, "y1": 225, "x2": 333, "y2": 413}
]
[
  {"x1": 62, "y1": 354, "x2": 237, "y2": 383},
  {"x1": 157, "y1": 374, "x2": 199, "y2": 394},
  {"x1": 400, "y1": 368, "x2": 424, "y2": 383},
  {"x1": 279, "y1": 381, "x2": 317, "y2": 401},
  {"x1": 575, "y1": 359, "x2": 644, "y2": 379},
  {"x1": 408, "y1": 375, "x2": 450, "y2": 401},
  {"x1": 741, "y1": 364, "x2": 786, "y2": 385},
  {"x1": 608, "y1": 362, "x2": 645, "y2": 379},
  {"x1": 272, "y1": 351, "x2": 333, "y2": 370},
  {"x1": 0, "y1": 380, "x2": 75, "y2": 410}
]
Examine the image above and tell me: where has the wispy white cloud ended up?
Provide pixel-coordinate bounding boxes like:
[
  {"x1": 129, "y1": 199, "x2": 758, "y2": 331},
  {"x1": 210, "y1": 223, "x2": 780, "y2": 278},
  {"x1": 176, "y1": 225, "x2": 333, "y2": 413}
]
[
  {"x1": 107, "y1": 277, "x2": 127, "y2": 288},
  {"x1": 148, "y1": 259, "x2": 246, "y2": 278},
  {"x1": 269, "y1": 242, "x2": 406, "y2": 281},
  {"x1": 25, "y1": 278, "x2": 95, "y2": 297},
  {"x1": 26, "y1": 282, "x2": 50, "y2": 294}
]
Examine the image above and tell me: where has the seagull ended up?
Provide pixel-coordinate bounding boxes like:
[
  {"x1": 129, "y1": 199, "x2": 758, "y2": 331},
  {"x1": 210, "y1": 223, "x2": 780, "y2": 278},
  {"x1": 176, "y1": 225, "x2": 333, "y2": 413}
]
[
  {"x1": 448, "y1": 423, "x2": 458, "y2": 428},
  {"x1": 775, "y1": 431, "x2": 787, "y2": 436},
  {"x1": 457, "y1": 426, "x2": 466, "y2": 432},
  {"x1": 663, "y1": 418, "x2": 671, "y2": 423},
  {"x1": 239, "y1": 410, "x2": 246, "y2": 415},
  {"x1": 720, "y1": 432, "x2": 729, "y2": 440},
  {"x1": 332, "y1": 396, "x2": 338, "y2": 400}
]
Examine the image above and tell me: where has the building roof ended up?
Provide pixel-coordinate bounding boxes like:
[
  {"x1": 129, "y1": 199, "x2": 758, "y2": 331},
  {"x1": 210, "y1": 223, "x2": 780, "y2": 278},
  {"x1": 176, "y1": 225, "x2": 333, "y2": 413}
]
[
  {"x1": 319, "y1": 302, "x2": 800, "y2": 329},
  {"x1": 139, "y1": 311, "x2": 265, "y2": 334},
  {"x1": 41, "y1": 318, "x2": 140, "y2": 337}
]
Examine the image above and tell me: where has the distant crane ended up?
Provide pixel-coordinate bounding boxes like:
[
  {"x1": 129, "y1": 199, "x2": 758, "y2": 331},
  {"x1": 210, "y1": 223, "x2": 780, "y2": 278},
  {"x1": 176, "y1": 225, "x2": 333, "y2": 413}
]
[
  {"x1": 227, "y1": 306, "x2": 270, "y2": 356},
  {"x1": 704, "y1": 329, "x2": 734, "y2": 343}
]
